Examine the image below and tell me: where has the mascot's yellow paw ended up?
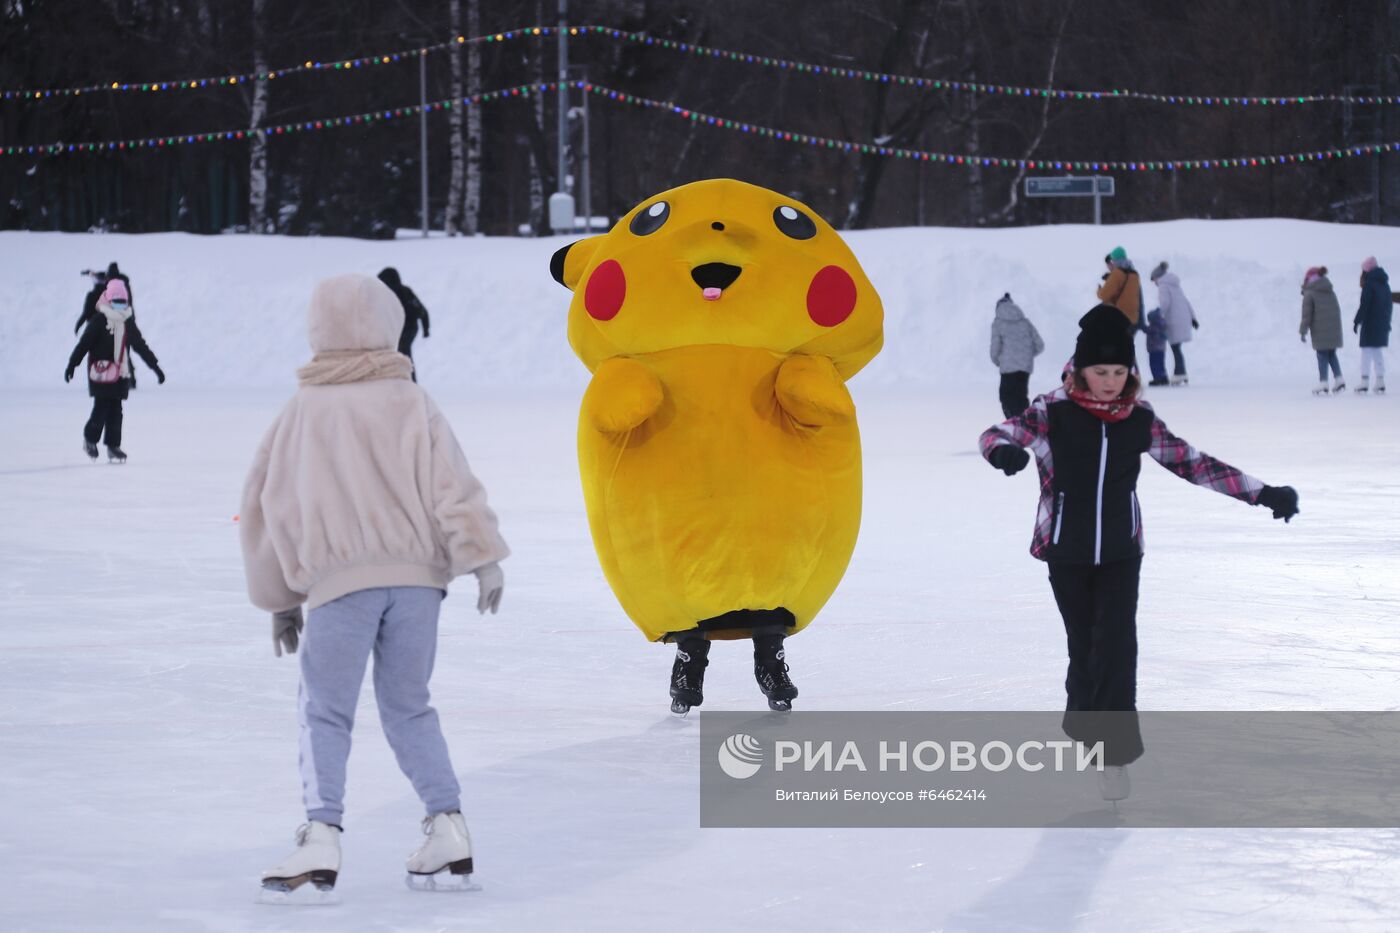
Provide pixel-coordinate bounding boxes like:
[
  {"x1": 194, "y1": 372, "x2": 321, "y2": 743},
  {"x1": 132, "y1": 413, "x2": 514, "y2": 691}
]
[
  {"x1": 583, "y1": 357, "x2": 664, "y2": 434},
  {"x1": 776, "y1": 355, "x2": 855, "y2": 426}
]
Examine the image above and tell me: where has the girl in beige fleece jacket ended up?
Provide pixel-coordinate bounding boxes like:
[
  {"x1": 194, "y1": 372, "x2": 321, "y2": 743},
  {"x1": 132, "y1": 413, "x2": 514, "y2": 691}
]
[{"x1": 241, "y1": 273, "x2": 509, "y2": 902}]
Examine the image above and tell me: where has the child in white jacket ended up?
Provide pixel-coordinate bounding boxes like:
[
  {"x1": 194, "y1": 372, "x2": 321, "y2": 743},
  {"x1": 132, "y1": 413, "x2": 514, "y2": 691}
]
[{"x1": 241, "y1": 273, "x2": 509, "y2": 903}]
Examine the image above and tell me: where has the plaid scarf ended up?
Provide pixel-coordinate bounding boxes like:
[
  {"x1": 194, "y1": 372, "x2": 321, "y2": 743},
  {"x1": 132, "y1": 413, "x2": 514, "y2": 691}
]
[{"x1": 1067, "y1": 385, "x2": 1137, "y2": 423}]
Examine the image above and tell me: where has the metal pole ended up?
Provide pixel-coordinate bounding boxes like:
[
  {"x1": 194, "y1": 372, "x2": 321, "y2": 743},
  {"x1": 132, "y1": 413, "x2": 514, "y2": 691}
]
[
  {"x1": 420, "y1": 49, "x2": 429, "y2": 238},
  {"x1": 556, "y1": 0, "x2": 568, "y2": 199},
  {"x1": 1093, "y1": 178, "x2": 1101, "y2": 225},
  {"x1": 581, "y1": 77, "x2": 591, "y2": 232}
]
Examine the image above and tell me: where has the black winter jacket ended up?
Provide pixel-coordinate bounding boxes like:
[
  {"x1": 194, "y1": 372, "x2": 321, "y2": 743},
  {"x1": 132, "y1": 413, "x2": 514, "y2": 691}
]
[
  {"x1": 68, "y1": 316, "x2": 160, "y2": 400},
  {"x1": 377, "y1": 268, "x2": 430, "y2": 354},
  {"x1": 980, "y1": 387, "x2": 1265, "y2": 565}
]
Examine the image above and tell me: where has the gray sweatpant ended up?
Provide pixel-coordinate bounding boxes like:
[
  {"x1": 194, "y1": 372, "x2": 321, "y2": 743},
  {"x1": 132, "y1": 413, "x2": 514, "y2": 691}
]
[{"x1": 297, "y1": 586, "x2": 461, "y2": 825}]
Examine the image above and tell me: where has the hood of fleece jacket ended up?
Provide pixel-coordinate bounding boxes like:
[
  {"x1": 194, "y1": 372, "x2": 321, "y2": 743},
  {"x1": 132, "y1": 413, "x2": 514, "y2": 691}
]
[
  {"x1": 994, "y1": 297, "x2": 1026, "y2": 322},
  {"x1": 307, "y1": 273, "x2": 405, "y2": 353}
]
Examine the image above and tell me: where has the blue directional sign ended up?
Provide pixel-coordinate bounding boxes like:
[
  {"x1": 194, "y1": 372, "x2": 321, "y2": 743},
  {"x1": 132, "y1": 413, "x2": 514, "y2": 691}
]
[{"x1": 1025, "y1": 176, "x2": 1115, "y2": 197}]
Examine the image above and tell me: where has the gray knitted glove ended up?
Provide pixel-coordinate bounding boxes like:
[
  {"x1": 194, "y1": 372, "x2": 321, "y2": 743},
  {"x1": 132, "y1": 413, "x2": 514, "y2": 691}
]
[
  {"x1": 272, "y1": 607, "x2": 304, "y2": 657},
  {"x1": 473, "y1": 563, "x2": 504, "y2": 615}
]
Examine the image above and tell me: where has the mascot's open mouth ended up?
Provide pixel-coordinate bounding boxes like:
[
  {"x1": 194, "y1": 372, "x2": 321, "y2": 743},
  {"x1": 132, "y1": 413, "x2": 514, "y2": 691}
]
[{"x1": 690, "y1": 262, "x2": 743, "y2": 301}]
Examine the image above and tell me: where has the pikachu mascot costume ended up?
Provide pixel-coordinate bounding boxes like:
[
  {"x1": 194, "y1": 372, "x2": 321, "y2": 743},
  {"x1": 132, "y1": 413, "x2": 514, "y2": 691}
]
[{"x1": 550, "y1": 178, "x2": 883, "y2": 712}]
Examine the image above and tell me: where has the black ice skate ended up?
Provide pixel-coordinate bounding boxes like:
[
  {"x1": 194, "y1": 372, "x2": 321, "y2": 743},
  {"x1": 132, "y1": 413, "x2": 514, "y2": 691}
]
[
  {"x1": 669, "y1": 638, "x2": 710, "y2": 715},
  {"x1": 83, "y1": 440, "x2": 99, "y2": 460},
  {"x1": 106, "y1": 446, "x2": 127, "y2": 464},
  {"x1": 753, "y1": 634, "x2": 798, "y2": 712}
]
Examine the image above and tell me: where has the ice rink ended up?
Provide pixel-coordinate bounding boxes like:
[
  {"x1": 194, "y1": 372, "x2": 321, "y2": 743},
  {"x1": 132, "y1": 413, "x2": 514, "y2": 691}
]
[{"x1": 3, "y1": 380, "x2": 1398, "y2": 932}]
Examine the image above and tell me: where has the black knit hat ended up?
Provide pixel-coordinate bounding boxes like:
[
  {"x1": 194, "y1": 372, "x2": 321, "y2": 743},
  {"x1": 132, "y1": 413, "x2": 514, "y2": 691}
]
[{"x1": 1074, "y1": 303, "x2": 1136, "y2": 368}]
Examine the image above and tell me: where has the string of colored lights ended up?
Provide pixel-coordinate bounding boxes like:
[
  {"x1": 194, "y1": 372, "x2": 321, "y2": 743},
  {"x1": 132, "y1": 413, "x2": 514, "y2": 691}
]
[
  {"x1": 1, "y1": 83, "x2": 550, "y2": 156},
  {"x1": 586, "y1": 27, "x2": 1400, "y2": 107},
  {"x1": 0, "y1": 27, "x2": 554, "y2": 101},
  {"x1": 5, "y1": 81, "x2": 1397, "y2": 173},
  {"x1": 6, "y1": 24, "x2": 1399, "y2": 107}
]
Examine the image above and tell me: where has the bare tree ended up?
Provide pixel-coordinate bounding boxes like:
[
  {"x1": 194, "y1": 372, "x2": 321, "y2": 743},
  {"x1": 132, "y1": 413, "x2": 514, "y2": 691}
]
[
  {"x1": 248, "y1": 0, "x2": 270, "y2": 233},
  {"x1": 843, "y1": 0, "x2": 943, "y2": 229},
  {"x1": 446, "y1": 0, "x2": 465, "y2": 235},
  {"x1": 984, "y1": 0, "x2": 1076, "y2": 224},
  {"x1": 464, "y1": 0, "x2": 482, "y2": 234}
]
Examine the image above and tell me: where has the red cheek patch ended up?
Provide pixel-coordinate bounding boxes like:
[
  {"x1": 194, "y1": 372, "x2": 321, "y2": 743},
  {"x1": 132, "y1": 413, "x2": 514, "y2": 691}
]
[
  {"x1": 585, "y1": 259, "x2": 626, "y2": 321},
  {"x1": 806, "y1": 265, "x2": 857, "y2": 327}
]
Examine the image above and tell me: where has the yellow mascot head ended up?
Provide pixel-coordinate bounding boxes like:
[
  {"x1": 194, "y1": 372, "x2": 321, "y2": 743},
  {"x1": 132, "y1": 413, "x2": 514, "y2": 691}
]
[{"x1": 551, "y1": 178, "x2": 883, "y2": 376}]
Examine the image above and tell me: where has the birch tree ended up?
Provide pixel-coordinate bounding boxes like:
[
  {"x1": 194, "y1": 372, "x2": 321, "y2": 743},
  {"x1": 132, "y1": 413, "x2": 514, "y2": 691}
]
[
  {"x1": 446, "y1": 0, "x2": 465, "y2": 234},
  {"x1": 248, "y1": 0, "x2": 270, "y2": 233}
]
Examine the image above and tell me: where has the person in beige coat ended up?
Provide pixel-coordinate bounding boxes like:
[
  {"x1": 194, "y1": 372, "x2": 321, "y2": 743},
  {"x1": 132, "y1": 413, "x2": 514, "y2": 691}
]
[{"x1": 242, "y1": 273, "x2": 509, "y2": 902}]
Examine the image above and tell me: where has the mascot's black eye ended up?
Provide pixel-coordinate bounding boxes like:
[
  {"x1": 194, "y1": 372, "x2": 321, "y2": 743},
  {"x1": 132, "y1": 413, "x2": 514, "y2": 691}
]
[
  {"x1": 773, "y1": 205, "x2": 816, "y2": 240},
  {"x1": 629, "y1": 201, "x2": 670, "y2": 236}
]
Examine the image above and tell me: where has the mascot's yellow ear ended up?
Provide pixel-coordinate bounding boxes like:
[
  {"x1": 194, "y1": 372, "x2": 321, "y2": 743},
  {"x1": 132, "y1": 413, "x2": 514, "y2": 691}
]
[{"x1": 550, "y1": 236, "x2": 603, "y2": 291}]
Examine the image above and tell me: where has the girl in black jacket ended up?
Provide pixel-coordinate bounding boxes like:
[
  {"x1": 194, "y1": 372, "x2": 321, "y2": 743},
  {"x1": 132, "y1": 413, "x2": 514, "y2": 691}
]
[
  {"x1": 978, "y1": 304, "x2": 1298, "y2": 801},
  {"x1": 65, "y1": 279, "x2": 164, "y2": 463}
]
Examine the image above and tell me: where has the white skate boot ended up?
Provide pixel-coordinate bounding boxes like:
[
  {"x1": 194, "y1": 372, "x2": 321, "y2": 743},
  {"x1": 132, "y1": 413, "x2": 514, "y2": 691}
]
[
  {"x1": 405, "y1": 811, "x2": 478, "y2": 892},
  {"x1": 1311, "y1": 381, "x2": 1329, "y2": 396},
  {"x1": 1097, "y1": 765, "x2": 1131, "y2": 802},
  {"x1": 258, "y1": 821, "x2": 341, "y2": 905}
]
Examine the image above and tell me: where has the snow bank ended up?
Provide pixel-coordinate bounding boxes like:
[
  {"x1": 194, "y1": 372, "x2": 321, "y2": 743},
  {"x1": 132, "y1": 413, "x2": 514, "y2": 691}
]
[{"x1": 0, "y1": 218, "x2": 1389, "y2": 390}]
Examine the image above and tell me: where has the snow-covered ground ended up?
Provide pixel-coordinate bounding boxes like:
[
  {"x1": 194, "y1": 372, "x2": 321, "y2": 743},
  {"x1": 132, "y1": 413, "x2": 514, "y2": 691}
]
[
  {"x1": 0, "y1": 217, "x2": 1392, "y2": 392},
  {"x1": 1, "y1": 223, "x2": 1398, "y2": 931}
]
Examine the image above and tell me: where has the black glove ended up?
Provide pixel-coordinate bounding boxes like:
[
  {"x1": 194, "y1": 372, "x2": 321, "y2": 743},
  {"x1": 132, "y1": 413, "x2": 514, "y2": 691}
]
[
  {"x1": 1300, "y1": 334, "x2": 1306, "y2": 343},
  {"x1": 988, "y1": 445, "x2": 1030, "y2": 476},
  {"x1": 64, "y1": 365, "x2": 75, "y2": 383},
  {"x1": 1256, "y1": 485, "x2": 1299, "y2": 523},
  {"x1": 1192, "y1": 319, "x2": 1200, "y2": 330},
  {"x1": 422, "y1": 328, "x2": 430, "y2": 339},
  {"x1": 152, "y1": 364, "x2": 166, "y2": 384}
]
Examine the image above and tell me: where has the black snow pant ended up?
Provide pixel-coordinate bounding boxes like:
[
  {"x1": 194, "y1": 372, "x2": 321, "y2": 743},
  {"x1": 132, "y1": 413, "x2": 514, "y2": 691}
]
[
  {"x1": 399, "y1": 339, "x2": 418, "y2": 382},
  {"x1": 84, "y1": 397, "x2": 123, "y2": 448},
  {"x1": 998, "y1": 371, "x2": 1031, "y2": 420},
  {"x1": 1047, "y1": 556, "x2": 1144, "y2": 766},
  {"x1": 1170, "y1": 343, "x2": 1187, "y2": 376}
]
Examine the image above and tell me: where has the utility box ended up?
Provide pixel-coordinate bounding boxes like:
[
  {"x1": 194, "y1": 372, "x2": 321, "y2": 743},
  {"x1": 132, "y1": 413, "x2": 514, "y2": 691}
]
[{"x1": 549, "y1": 192, "x2": 576, "y2": 233}]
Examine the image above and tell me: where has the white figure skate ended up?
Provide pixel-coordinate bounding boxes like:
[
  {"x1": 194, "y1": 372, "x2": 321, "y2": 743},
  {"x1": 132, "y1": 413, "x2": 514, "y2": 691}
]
[
  {"x1": 258, "y1": 821, "x2": 341, "y2": 905},
  {"x1": 405, "y1": 811, "x2": 479, "y2": 892},
  {"x1": 1097, "y1": 765, "x2": 1131, "y2": 802}
]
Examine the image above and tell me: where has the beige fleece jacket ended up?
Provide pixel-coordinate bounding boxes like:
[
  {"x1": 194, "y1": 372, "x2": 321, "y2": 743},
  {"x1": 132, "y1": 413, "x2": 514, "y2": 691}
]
[{"x1": 240, "y1": 274, "x2": 509, "y2": 612}]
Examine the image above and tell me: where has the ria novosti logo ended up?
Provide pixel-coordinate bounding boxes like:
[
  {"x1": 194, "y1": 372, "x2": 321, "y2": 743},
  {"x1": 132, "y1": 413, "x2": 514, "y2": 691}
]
[
  {"x1": 718, "y1": 733, "x2": 764, "y2": 779},
  {"x1": 716, "y1": 735, "x2": 1111, "y2": 779}
]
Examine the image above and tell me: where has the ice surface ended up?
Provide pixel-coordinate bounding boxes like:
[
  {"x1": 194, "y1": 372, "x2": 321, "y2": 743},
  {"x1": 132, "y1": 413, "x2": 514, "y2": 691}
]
[{"x1": 1, "y1": 223, "x2": 1398, "y2": 931}]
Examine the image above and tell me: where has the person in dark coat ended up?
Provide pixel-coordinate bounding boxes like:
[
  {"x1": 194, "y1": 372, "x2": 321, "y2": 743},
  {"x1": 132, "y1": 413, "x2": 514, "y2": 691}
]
[
  {"x1": 1353, "y1": 257, "x2": 1391, "y2": 394},
  {"x1": 1299, "y1": 266, "x2": 1345, "y2": 394},
  {"x1": 377, "y1": 267, "x2": 430, "y2": 381},
  {"x1": 75, "y1": 262, "x2": 133, "y2": 334},
  {"x1": 979, "y1": 304, "x2": 1298, "y2": 801},
  {"x1": 64, "y1": 278, "x2": 164, "y2": 463}
]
